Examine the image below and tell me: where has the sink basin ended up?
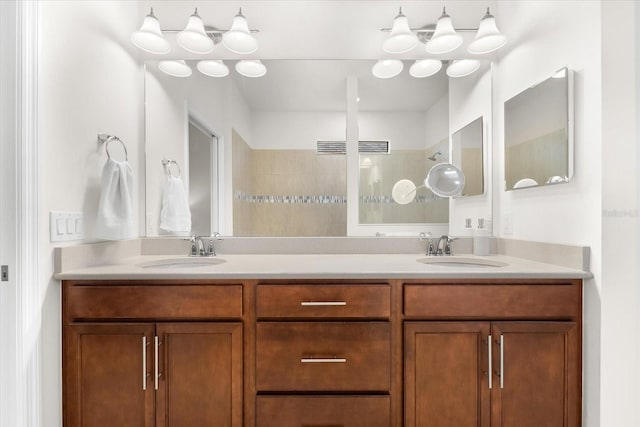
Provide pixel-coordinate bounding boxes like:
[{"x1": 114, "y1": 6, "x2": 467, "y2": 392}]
[
  {"x1": 137, "y1": 257, "x2": 226, "y2": 269},
  {"x1": 417, "y1": 257, "x2": 508, "y2": 268}
]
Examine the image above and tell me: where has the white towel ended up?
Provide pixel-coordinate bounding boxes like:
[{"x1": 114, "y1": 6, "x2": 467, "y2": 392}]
[
  {"x1": 96, "y1": 158, "x2": 135, "y2": 240},
  {"x1": 160, "y1": 176, "x2": 192, "y2": 233}
]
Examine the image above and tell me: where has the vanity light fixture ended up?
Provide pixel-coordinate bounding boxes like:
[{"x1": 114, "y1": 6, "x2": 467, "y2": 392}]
[
  {"x1": 196, "y1": 60, "x2": 230, "y2": 77},
  {"x1": 372, "y1": 59, "x2": 404, "y2": 79},
  {"x1": 130, "y1": 8, "x2": 170, "y2": 54},
  {"x1": 467, "y1": 8, "x2": 507, "y2": 54},
  {"x1": 382, "y1": 7, "x2": 419, "y2": 54},
  {"x1": 177, "y1": 8, "x2": 215, "y2": 54},
  {"x1": 158, "y1": 60, "x2": 193, "y2": 77},
  {"x1": 425, "y1": 7, "x2": 463, "y2": 54},
  {"x1": 446, "y1": 59, "x2": 481, "y2": 78},
  {"x1": 222, "y1": 8, "x2": 258, "y2": 54},
  {"x1": 409, "y1": 59, "x2": 442, "y2": 78},
  {"x1": 235, "y1": 60, "x2": 267, "y2": 78}
]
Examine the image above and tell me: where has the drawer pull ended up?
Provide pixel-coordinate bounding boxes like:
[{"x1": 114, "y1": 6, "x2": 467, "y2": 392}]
[
  {"x1": 300, "y1": 301, "x2": 347, "y2": 306},
  {"x1": 487, "y1": 334, "x2": 492, "y2": 390},
  {"x1": 301, "y1": 357, "x2": 347, "y2": 363},
  {"x1": 142, "y1": 336, "x2": 148, "y2": 391}
]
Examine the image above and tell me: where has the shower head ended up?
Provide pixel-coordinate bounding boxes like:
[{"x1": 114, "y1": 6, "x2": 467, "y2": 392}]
[{"x1": 428, "y1": 151, "x2": 442, "y2": 161}]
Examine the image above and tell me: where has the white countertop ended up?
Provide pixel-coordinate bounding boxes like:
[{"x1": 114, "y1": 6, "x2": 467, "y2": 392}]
[{"x1": 54, "y1": 253, "x2": 592, "y2": 281}]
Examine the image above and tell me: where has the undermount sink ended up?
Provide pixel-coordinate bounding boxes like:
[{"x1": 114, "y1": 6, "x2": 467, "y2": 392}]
[
  {"x1": 417, "y1": 257, "x2": 508, "y2": 268},
  {"x1": 137, "y1": 257, "x2": 226, "y2": 269}
]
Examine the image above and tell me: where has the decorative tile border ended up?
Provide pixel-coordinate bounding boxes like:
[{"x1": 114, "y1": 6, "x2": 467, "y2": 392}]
[{"x1": 235, "y1": 192, "x2": 444, "y2": 205}]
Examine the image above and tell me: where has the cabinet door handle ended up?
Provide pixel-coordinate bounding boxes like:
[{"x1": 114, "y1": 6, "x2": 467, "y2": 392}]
[
  {"x1": 154, "y1": 336, "x2": 160, "y2": 390},
  {"x1": 142, "y1": 336, "x2": 147, "y2": 391},
  {"x1": 487, "y1": 334, "x2": 492, "y2": 390},
  {"x1": 499, "y1": 335, "x2": 504, "y2": 389},
  {"x1": 301, "y1": 357, "x2": 347, "y2": 363},
  {"x1": 300, "y1": 301, "x2": 347, "y2": 306}
]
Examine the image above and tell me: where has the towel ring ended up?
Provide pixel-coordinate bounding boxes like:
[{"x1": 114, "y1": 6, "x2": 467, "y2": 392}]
[
  {"x1": 98, "y1": 133, "x2": 128, "y2": 161},
  {"x1": 162, "y1": 159, "x2": 181, "y2": 178}
]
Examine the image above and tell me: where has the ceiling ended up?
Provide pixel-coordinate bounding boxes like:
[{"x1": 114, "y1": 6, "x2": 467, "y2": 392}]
[
  {"x1": 140, "y1": 1, "x2": 494, "y2": 112},
  {"x1": 139, "y1": 0, "x2": 498, "y2": 60}
]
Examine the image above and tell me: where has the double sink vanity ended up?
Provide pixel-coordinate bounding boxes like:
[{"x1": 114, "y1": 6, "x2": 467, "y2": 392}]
[{"x1": 56, "y1": 238, "x2": 589, "y2": 427}]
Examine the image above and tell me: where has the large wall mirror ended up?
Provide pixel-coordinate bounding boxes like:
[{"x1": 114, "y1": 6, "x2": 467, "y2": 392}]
[
  {"x1": 504, "y1": 67, "x2": 574, "y2": 190},
  {"x1": 144, "y1": 60, "x2": 492, "y2": 237}
]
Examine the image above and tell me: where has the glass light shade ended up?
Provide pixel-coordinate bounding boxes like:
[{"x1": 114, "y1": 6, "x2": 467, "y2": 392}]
[
  {"x1": 409, "y1": 59, "x2": 442, "y2": 78},
  {"x1": 468, "y1": 10, "x2": 507, "y2": 54},
  {"x1": 382, "y1": 8, "x2": 418, "y2": 54},
  {"x1": 176, "y1": 10, "x2": 214, "y2": 54},
  {"x1": 372, "y1": 59, "x2": 404, "y2": 79},
  {"x1": 235, "y1": 60, "x2": 267, "y2": 78},
  {"x1": 131, "y1": 10, "x2": 170, "y2": 54},
  {"x1": 158, "y1": 60, "x2": 192, "y2": 77},
  {"x1": 446, "y1": 59, "x2": 481, "y2": 78},
  {"x1": 197, "y1": 60, "x2": 230, "y2": 77},
  {"x1": 425, "y1": 9, "x2": 463, "y2": 54},
  {"x1": 222, "y1": 9, "x2": 258, "y2": 54}
]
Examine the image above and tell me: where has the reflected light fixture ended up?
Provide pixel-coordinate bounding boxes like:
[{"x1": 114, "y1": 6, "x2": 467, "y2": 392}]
[
  {"x1": 131, "y1": 8, "x2": 170, "y2": 54},
  {"x1": 158, "y1": 60, "x2": 193, "y2": 77},
  {"x1": 372, "y1": 59, "x2": 404, "y2": 79},
  {"x1": 177, "y1": 8, "x2": 214, "y2": 54},
  {"x1": 382, "y1": 7, "x2": 419, "y2": 54},
  {"x1": 235, "y1": 60, "x2": 267, "y2": 78},
  {"x1": 222, "y1": 8, "x2": 258, "y2": 54},
  {"x1": 446, "y1": 59, "x2": 480, "y2": 78},
  {"x1": 468, "y1": 8, "x2": 507, "y2": 54},
  {"x1": 409, "y1": 59, "x2": 442, "y2": 78},
  {"x1": 197, "y1": 60, "x2": 230, "y2": 77},
  {"x1": 425, "y1": 7, "x2": 463, "y2": 54}
]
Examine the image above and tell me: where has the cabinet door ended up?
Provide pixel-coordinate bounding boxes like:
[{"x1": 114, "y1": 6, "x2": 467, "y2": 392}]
[
  {"x1": 64, "y1": 323, "x2": 155, "y2": 427},
  {"x1": 405, "y1": 322, "x2": 490, "y2": 427},
  {"x1": 155, "y1": 323, "x2": 242, "y2": 427},
  {"x1": 491, "y1": 322, "x2": 579, "y2": 427}
]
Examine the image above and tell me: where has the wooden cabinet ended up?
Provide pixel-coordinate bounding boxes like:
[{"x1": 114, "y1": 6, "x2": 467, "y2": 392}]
[
  {"x1": 254, "y1": 282, "x2": 393, "y2": 426},
  {"x1": 62, "y1": 278, "x2": 582, "y2": 427},
  {"x1": 404, "y1": 280, "x2": 582, "y2": 427},
  {"x1": 63, "y1": 281, "x2": 243, "y2": 427}
]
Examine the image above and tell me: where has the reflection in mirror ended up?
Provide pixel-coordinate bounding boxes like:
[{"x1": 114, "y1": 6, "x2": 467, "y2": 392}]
[
  {"x1": 452, "y1": 117, "x2": 484, "y2": 196},
  {"x1": 231, "y1": 61, "x2": 347, "y2": 236},
  {"x1": 358, "y1": 64, "x2": 449, "y2": 224},
  {"x1": 505, "y1": 67, "x2": 573, "y2": 190}
]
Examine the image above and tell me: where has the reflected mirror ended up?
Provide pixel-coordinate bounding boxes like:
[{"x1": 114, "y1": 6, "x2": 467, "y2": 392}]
[
  {"x1": 358, "y1": 63, "x2": 449, "y2": 225},
  {"x1": 504, "y1": 67, "x2": 573, "y2": 190},
  {"x1": 452, "y1": 117, "x2": 484, "y2": 196}
]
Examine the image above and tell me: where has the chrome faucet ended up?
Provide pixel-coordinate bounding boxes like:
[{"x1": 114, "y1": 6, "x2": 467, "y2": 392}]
[
  {"x1": 436, "y1": 235, "x2": 457, "y2": 256},
  {"x1": 187, "y1": 233, "x2": 222, "y2": 257}
]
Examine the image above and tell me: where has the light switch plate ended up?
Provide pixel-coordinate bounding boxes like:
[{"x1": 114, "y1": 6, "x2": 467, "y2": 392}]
[{"x1": 50, "y1": 211, "x2": 84, "y2": 242}]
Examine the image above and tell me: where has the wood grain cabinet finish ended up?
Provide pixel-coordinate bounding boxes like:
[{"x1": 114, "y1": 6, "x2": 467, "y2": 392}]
[
  {"x1": 256, "y1": 284, "x2": 390, "y2": 319},
  {"x1": 256, "y1": 396, "x2": 391, "y2": 427},
  {"x1": 404, "y1": 280, "x2": 582, "y2": 427},
  {"x1": 256, "y1": 322, "x2": 391, "y2": 392}
]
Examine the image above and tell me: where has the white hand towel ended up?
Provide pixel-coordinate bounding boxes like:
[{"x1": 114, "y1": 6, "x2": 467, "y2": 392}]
[
  {"x1": 160, "y1": 176, "x2": 192, "y2": 233},
  {"x1": 96, "y1": 158, "x2": 135, "y2": 240}
]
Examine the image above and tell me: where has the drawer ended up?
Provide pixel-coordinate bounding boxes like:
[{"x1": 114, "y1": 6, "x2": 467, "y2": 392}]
[
  {"x1": 404, "y1": 282, "x2": 581, "y2": 319},
  {"x1": 256, "y1": 396, "x2": 390, "y2": 427},
  {"x1": 256, "y1": 284, "x2": 390, "y2": 319},
  {"x1": 256, "y1": 322, "x2": 390, "y2": 392},
  {"x1": 65, "y1": 284, "x2": 242, "y2": 320}
]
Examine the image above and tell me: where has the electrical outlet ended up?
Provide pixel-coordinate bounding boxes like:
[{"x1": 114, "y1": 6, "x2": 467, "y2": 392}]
[{"x1": 1, "y1": 265, "x2": 8, "y2": 282}]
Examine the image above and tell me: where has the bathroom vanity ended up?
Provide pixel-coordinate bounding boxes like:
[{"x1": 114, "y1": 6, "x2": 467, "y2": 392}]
[{"x1": 58, "y1": 252, "x2": 586, "y2": 427}]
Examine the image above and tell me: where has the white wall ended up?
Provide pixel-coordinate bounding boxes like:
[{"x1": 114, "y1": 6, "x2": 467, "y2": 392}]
[
  {"x1": 449, "y1": 64, "x2": 493, "y2": 236},
  {"x1": 359, "y1": 111, "x2": 428, "y2": 150},
  {"x1": 600, "y1": 2, "x2": 639, "y2": 426},
  {"x1": 424, "y1": 94, "x2": 449, "y2": 151},
  {"x1": 251, "y1": 111, "x2": 345, "y2": 150},
  {"x1": 38, "y1": 2, "x2": 145, "y2": 426},
  {"x1": 494, "y1": 1, "x2": 638, "y2": 426}
]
